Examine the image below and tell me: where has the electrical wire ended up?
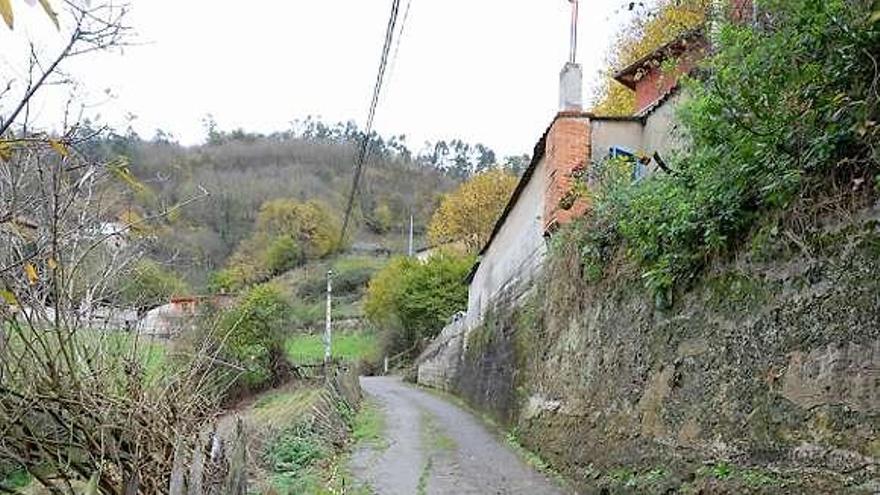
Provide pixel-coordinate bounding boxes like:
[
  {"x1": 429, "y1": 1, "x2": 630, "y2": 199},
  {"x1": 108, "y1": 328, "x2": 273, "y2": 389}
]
[
  {"x1": 385, "y1": 0, "x2": 413, "y2": 95},
  {"x1": 339, "y1": 0, "x2": 403, "y2": 244}
]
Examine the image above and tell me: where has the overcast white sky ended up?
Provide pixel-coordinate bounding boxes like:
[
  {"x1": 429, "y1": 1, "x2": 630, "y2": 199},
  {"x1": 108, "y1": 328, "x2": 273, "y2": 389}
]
[{"x1": 0, "y1": 1, "x2": 640, "y2": 157}]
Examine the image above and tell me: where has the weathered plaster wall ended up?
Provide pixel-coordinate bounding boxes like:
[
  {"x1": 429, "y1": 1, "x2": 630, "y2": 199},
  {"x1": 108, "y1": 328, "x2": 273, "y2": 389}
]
[
  {"x1": 425, "y1": 208, "x2": 880, "y2": 493},
  {"x1": 417, "y1": 319, "x2": 466, "y2": 391},
  {"x1": 590, "y1": 118, "x2": 645, "y2": 157},
  {"x1": 464, "y1": 156, "x2": 547, "y2": 331},
  {"x1": 642, "y1": 91, "x2": 687, "y2": 158}
]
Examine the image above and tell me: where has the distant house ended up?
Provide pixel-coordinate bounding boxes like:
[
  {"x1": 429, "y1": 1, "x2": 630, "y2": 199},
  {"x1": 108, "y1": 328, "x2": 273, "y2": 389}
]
[
  {"x1": 99, "y1": 221, "x2": 129, "y2": 251},
  {"x1": 138, "y1": 295, "x2": 235, "y2": 338}
]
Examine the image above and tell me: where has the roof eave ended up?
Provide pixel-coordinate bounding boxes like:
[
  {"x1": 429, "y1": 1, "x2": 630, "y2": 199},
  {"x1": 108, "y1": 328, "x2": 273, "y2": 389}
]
[{"x1": 612, "y1": 27, "x2": 706, "y2": 89}]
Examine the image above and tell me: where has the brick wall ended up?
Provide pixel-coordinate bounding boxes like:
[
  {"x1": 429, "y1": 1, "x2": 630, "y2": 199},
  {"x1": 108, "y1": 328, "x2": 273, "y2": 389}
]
[
  {"x1": 633, "y1": 37, "x2": 708, "y2": 115},
  {"x1": 543, "y1": 112, "x2": 591, "y2": 232},
  {"x1": 729, "y1": 0, "x2": 754, "y2": 23}
]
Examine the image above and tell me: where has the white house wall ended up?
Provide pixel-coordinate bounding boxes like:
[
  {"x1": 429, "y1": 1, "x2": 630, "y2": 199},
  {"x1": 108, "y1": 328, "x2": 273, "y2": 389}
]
[
  {"x1": 642, "y1": 92, "x2": 687, "y2": 158},
  {"x1": 465, "y1": 157, "x2": 548, "y2": 330}
]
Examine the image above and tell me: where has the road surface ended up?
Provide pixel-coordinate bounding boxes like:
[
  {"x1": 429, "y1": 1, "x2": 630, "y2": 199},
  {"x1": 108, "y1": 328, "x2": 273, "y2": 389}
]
[{"x1": 350, "y1": 376, "x2": 569, "y2": 495}]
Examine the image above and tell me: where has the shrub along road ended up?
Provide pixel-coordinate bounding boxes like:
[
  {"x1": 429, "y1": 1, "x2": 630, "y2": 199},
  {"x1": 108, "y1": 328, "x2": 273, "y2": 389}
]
[{"x1": 350, "y1": 376, "x2": 568, "y2": 495}]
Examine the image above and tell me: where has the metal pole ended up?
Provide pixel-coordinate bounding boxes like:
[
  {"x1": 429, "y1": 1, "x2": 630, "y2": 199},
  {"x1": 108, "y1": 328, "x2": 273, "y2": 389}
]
[
  {"x1": 324, "y1": 269, "x2": 333, "y2": 364},
  {"x1": 408, "y1": 214, "x2": 414, "y2": 257},
  {"x1": 569, "y1": 0, "x2": 579, "y2": 64}
]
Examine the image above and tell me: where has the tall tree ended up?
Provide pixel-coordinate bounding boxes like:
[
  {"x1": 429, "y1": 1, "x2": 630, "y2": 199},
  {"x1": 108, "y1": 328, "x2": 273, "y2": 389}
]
[{"x1": 427, "y1": 169, "x2": 518, "y2": 253}]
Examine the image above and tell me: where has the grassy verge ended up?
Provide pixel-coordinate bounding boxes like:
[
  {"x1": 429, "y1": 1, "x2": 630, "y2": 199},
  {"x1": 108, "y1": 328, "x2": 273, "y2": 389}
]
[
  {"x1": 352, "y1": 399, "x2": 387, "y2": 450},
  {"x1": 0, "y1": 469, "x2": 31, "y2": 492},
  {"x1": 285, "y1": 331, "x2": 377, "y2": 364},
  {"x1": 244, "y1": 385, "x2": 341, "y2": 494},
  {"x1": 242, "y1": 372, "x2": 374, "y2": 495}
]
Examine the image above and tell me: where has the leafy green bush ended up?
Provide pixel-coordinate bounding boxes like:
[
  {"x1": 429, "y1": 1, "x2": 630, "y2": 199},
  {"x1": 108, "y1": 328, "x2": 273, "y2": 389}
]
[
  {"x1": 573, "y1": 0, "x2": 879, "y2": 297},
  {"x1": 331, "y1": 258, "x2": 382, "y2": 295},
  {"x1": 208, "y1": 267, "x2": 244, "y2": 294},
  {"x1": 265, "y1": 424, "x2": 325, "y2": 475},
  {"x1": 264, "y1": 235, "x2": 304, "y2": 276},
  {"x1": 215, "y1": 283, "x2": 292, "y2": 390},
  {"x1": 263, "y1": 423, "x2": 327, "y2": 493},
  {"x1": 214, "y1": 199, "x2": 342, "y2": 292},
  {"x1": 296, "y1": 256, "x2": 384, "y2": 300},
  {"x1": 364, "y1": 252, "x2": 472, "y2": 358},
  {"x1": 0, "y1": 468, "x2": 30, "y2": 491}
]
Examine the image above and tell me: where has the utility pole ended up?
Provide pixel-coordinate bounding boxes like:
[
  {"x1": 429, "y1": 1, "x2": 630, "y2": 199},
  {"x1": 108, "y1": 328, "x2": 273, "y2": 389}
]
[
  {"x1": 324, "y1": 269, "x2": 333, "y2": 364},
  {"x1": 568, "y1": 0, "x2": 579, "y2": 64},
  {"x1": 408, "y1": 214, "x2": 414, "y2": 257}
]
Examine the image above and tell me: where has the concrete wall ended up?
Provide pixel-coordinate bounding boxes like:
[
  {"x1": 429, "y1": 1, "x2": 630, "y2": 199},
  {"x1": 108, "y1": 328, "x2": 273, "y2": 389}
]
[
  {"x1": 642, "y1": 91, "x2": 687, "y2": 158},
  {"x1": 465, "y1": 155, "x2": 547, "y2": 330},
  {"x1": 590, "y1": 118, "x2": 645, "y2": 158},
  {"x1": 417, "y1": 318, "x2": 467, "y2": 391},
  {"x1": 432, "y1": 209, "x2": 880, "y2": 493}
]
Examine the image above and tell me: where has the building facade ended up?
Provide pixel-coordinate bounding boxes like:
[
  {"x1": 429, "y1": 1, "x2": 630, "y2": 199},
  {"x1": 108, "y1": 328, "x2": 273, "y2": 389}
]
[{"x1": 462, "y1": 27, "x2": 713, "y2": 331}]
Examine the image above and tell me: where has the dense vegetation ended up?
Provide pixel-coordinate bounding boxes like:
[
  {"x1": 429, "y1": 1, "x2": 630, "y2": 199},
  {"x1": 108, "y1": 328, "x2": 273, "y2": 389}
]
[
  {"x1": 215, "y1": 283, "x2": 293, "y2": 390},
  {"x1": 571, "y1": 0, "x2": 880, "y2": 300},
  {"x1": 364, "y1": 252, "x2": 473, "y2": 358},
  {"x1": 212, "y1": 198, "x2": 342, "y2": 291},
  {"x1": 86, "y1": 119, "x2": 530, "y2": 291},
  {"x1": 120, "y1": 259, "x2": 191, "y2": 311}
]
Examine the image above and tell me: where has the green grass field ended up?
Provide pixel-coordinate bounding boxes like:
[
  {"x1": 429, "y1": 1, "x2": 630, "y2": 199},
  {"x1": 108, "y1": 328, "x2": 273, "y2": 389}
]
[{"x1": 285, "y1": 331, "x2": 378, "y2": 365}]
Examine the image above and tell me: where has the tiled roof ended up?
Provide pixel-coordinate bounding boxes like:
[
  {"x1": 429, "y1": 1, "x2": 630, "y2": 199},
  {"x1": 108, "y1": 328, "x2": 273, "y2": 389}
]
[
  {"x1": 613, "y1": 28, "x2": 706, "y2": 90},
  {"x1": 635, "y1": 84, "x2": 682, "y2": 118}
]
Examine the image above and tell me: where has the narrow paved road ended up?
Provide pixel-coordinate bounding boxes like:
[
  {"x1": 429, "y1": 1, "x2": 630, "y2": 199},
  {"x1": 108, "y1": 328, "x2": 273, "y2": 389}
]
[{"x1": 350, "y1": 376, "x2": 569, "y2": 495}]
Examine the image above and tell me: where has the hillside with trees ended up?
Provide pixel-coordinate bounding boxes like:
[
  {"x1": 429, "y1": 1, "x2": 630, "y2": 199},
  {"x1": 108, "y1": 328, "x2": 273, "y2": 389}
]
[{"x1": 83, "y1": 119, "x2": 529, "y2": 291}]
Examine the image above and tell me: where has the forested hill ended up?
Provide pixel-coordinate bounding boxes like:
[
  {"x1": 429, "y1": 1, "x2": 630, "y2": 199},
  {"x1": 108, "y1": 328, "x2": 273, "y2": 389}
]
[{"x1": 87, "y1": 119, "x2": 525, "y2": 288}]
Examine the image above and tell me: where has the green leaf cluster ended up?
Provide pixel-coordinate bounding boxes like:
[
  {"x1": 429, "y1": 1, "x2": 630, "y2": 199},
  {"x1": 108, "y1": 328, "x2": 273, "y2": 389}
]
[
  {"x1": 576, "y1": 0, "x2": 880, "y2": 297},
  {"x1": 212, "y1": 199, "x2": 340, "y2": 292},
  {"x1": 364, "y1": 252, "x2": 473, "y2": 358},
  {"x1": 216, "y1": 283, "x2": 292, "y2": 389}
]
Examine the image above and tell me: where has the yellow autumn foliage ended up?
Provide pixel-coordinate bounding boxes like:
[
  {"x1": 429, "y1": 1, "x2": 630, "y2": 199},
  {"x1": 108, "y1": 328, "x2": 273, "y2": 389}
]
[
  {"x1": 591, "y1": 0, "x2": 710, "y2": 117},
  {"x1": 216, "y1": 199, "x2": 342, "y2": 291},
  {"x1": 427, "y1": 169, "x2": 518, "y2": 254},
  {"x1": 0, "y1": 0, "x2": 58, "y2": 30}
]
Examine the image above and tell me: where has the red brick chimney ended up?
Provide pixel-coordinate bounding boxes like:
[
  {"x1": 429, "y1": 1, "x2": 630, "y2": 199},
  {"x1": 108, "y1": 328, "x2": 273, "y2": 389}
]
[{"x1": 543, "y1": 112, "x2": 591, "y2": 233}]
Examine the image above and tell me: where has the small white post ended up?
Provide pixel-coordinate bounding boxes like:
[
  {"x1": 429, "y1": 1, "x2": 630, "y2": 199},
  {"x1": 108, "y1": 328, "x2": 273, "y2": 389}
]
[
  {"x1": 408, "y1": 214, "x2": 414, "y2": 257},
  {"x1": 384, "y1": 356, "x2": 389, "y2": 375},
  {"x1": 324, "y1": 269, "x2": 333, "y2": 364}
]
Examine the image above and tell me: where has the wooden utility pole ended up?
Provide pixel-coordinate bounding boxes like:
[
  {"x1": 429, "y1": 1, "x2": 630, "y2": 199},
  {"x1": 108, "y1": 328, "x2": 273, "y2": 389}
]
[{"x1": 324, "y1": 269, "x2": 333, "y2": 364}]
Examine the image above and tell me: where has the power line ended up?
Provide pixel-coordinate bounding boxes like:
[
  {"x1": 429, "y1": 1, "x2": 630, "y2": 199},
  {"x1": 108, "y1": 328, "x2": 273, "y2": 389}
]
[
  {"x1": 385, "y1": 0, "x2": 413, "y2": 94},
  {"x1": 340, "y1": 0, "x2": 403, "y2": 244}
]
